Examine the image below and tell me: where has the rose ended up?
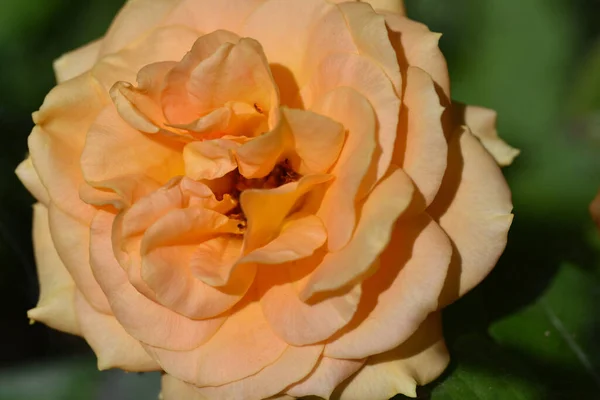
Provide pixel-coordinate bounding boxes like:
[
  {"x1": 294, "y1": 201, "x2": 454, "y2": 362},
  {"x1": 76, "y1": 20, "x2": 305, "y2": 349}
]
[{"x1": 16, "y1": 0, "x2": 517, "y2": 399}]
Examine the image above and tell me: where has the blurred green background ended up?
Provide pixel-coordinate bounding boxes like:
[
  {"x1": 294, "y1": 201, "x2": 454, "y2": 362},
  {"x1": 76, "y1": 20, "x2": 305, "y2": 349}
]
[{"x1": 0, "y1": 0, "x2": 599, "y2": 399}]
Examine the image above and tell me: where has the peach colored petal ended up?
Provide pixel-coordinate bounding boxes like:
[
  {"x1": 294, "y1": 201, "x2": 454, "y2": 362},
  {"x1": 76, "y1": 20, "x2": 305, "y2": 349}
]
[
  {"x1": 331, "y1": 313, "x2": 449, "y2": 400},
  {"x1": 429, "y1": 127, "x2": 513, "y2": 306},
  {"x1": 90, "y1": 210, "x2": 225, "y2": 351},
  {"x1": 453, "y1": 103, "x2": 520, "y2": 167},
  {"x1": 259, "y1": 257, "x2": 362, "y2": 346},
  {"x1": 242, "y1": 0, "x2": 330, "y2": 84},
  {"x1": 47, "y1": 204, "x2": 111, "y2": 314},
  {"x1": 194, "y1": 215, "x2": 327, "y2": 288},
  {"x1": 286, "y1": 357, "x2": 365, "y2": 398},
  {"x1": 15, "y1": 157, "x2": 49, "y2": 206},
  {"x1": 300, "y1": 167, "x2": 415, "y2": 302},
  {"x1": 337, "y1": 2, "x2": 402, "y2": 94},
  {"x1": 54, "y1": 39, "x2": 102, "y2": 83},
  {"x1": 146, "y1": 299, "x2": 288, "y2": 387},
  {"x1": 27, "y1": 203, "x2": 80, "y2": 336},
  {"x1": 28, "y1": 73, "x2": 108, "y2": 223},
  {"x1": 591, "y1": 190, "x2": 600, "y2": 230},
  {"x1": 385, "y1": 13, "x2": 450, "y2": 101},
  {"x1": 184, "y1": 138, "x2": 241, "y2": 180},
  {"x1": 161, "y1": 344, "x2": 323, "y2": 400},
  {"x1": 397, "y1": 67, "x2": 447, "y2": 205},
  {"x1": 324, "y1": 213, "x2": 451, "y2": 359},
  {"x1": 140, "y1": 207, "x2": 251, "y2": 319},
  {"x1": 74, "y1": 291, "x2": 159, "y2": 372},
  {"x1": 162, "y1": 34, "x2": 277, "y2": 126},
  {"x1": 241, "y1": 174, "x2": 333, "y2": 252},
  {"x1": 282, "y1": 108, "x2": 345, "y2": 175},
  {"x1": 302, "y1": 52, "x2": 400, "y2": 192},
  {"x1": 81, "y1": 105, "x2": 184, "y2": 195},
  {"x1": 99, "y1": 0, "x2": 184, "y2": 56},
  {"x1": 312, "y1": 87, "x2": 376, "y2": 251},
  {"x1": 365, "y1": 0, "x2": 406, "y2": 15}
]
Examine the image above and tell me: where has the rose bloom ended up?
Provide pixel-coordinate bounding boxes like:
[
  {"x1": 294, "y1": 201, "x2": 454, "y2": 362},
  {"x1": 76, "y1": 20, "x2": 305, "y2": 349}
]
[{"x1": 16, "y1": 0, "x2": 518, "y2": 399}]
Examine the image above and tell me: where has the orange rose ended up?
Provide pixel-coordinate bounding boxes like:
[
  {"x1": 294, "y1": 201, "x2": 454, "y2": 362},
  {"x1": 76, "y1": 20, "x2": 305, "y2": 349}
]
[{"x1": 16, "y1": 0, "x2": 518, "y2": 399}]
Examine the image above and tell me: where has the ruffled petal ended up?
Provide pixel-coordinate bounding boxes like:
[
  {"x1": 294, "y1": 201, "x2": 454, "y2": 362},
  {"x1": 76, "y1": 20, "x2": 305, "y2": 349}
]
[
  {"x1": 385, "y1": 14, "x2": 450, "y2": 101},
  {"x1": 146, "y1": 299, "x2": 288, "y2": 387},
  {"x1": 74, "y1": 291, "x2": 159, "y2": 371},
  {"x1": 28, "y1": 72, "x2": 108, "y2": 222},
  {"x1": 27, "y1": 203, "x2": 80, "y2": 336},
  {"x1": 312, "y1": 87, "x2": 376, "y2": 251},
  {"x1": 324, "y1": 213, "x2": 451, "y2": 359},
  {"x1": 259, "y1": 255, "x2": 362, "y2": 346},
  {"x1": 47, "y1": 204, "x2": 111, "y2": 314},
  {"x1": 429, "y1": 127, "x2": 513, "y2": 305},
  {"x1": 331, "y1": 313, "x2": 449, "y2": 400},
  {"x1": 365, "y1": 0, "x2": 406, "y2": 15},
  {"x1": 299, "y1": 167, "x2": 415, "y2": 302},
  {"x1": 286, "y1": 357, "x2": 364, "y2": 399},
  {"x1": 54, "y1": 39, "x2": 102, "y2": 83},
  {"x1": 452, "y1": 103, "x2": 520, "y2": 167},
  {"x1": 90, "y1": 210, "x2": 225, "y2": 351},
  {"x1": 15, "y1": 157, "x2": 49, "y2": 206},
  {"x1": 302, "y1": 52, "x2": 399, "y2": 192},
  {"x1": 241, "y1": 174, "x2": 333, "y2": 251},
  {"x1": 161, "y1": 344, "x2": 323, "y2": 400},
  {"x1": 396, "y1": 67, "x2": 447, "y2": 205}
]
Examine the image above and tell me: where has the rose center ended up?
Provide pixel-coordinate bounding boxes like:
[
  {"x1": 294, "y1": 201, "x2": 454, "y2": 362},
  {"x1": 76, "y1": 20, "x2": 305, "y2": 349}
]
[{"x1": 226, "y1": 159, "x2": 301, "y2": 228}]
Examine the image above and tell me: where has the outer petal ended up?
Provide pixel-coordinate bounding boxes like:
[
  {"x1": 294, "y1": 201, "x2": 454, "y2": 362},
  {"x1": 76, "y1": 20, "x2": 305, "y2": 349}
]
[
  {"x1": 74, "y1": 291, "x2": 159, "y2": 372},
  {"x1": 146, "y1": 299, "x2": 288, "y2": 387},
  {"x1": 48, "y1": 204, "x2": 111, "y2": 314},
  {"x1": 286, "y1": 357, "x2": 365, "y2": 399},
  {"x1": 259, "y1": 256, "x2": 362, "y2": 346},
  {"x1": 312, "y1": 87, "x2": 376, "y2": 251},
  {"x1": 90, "y1": 210, "x2": 225, "y2": 351},
  {"x1": 300, "y1": 167, "x2": 415, "y2": 301},
  {"x1": 453, "y1": 103, "x2": 520, "y2": 167},
  {"x1": 396, "y1": 67, "x2": 447, "y2": 205},
  {"x1": 15, "y1": 157, "x2": 50, "y2": 206},
  {"x1": 28, "y1": 72, "x2": 108, "y2": 223},
  {"x1": 366, "y1": 0, "x2": 405, "y2": 15},
  {"x1": 161, "y1": 345, "x2": 323, "y2": 400},
  {"x1": 27, "y1": 203, "x2": 80, "y2": 336},
  {"x1": 331, "y1": 313, "x2": 449, "y2": 400},
  {"x1": 54, "y1": 39, "x2": 102, "y2": 83},
  {"x1": 429, "y1": 127, "x2": 513, "y2": 305},
  {"x1": 324, "y1": 213, "x2": 451, "y2": 359},
  {"x1": 385, "y1": 14, "x2": 450, "y2": 101}
]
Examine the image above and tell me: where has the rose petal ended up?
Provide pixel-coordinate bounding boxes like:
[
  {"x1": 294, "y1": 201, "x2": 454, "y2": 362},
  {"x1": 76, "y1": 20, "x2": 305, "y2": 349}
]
[
  {"x1": 259, "y1": 256, "x2": 362, "y2": 346},
  {"x1": 302, "y1": 52, "x2": 400, "y2": 193},
  {"x1": 27, "y1": 203, "x2": 80, "y2": 336},
  {"x1": 312, "y1": 87, "x2": 376, "y2": 251},
  {"x1": 16, "y1": 157, "x2": 50, "y2": 206},
  {"x1": 74, "y1": 291, "x2": 159, "y2": 372},
  {"x1": 429, "y1": 127, "x2": 513, "y2": 306},
  {"x1": 286, "y1": 357, "x2": 365, "y2": 398},
  {"x1": 184, "y1": 138, "x2": 242, "y2": 181},
  {"x1": 299, "y1": 167, "x2": 415, "y2": 302},
  {"x1": 47, "y1": 204, "x2": 111, "y2": 314},
  {"x1": 364, "y1": 0, "x2": 406, "y2": 15},
  {"x1": 385, "y1": 14, "x2": 450, "y2": 101},
  {"x1": 453, "y1": 103, "x2": 520, "y2": 167},
  {"x1": 396, "y1": 66, "x2": 447, "y2": 205},
  {"x1": 324, "y1": 213, "x2": 451, "y2": 359},
  {"x1": 241, "y1": 174, "x2": 333, "y2": 252},
  {"x1": 161, "y1": 344, "x2": 323, "y2": 400},
  {"x1": 54, "y1": 39, "x2": 102, "y2": 83},
  {"x1": 28, "y1": 73, "x2": 107, "y2": 222},
  {"x1": 90, "y1": 210, "x2": 225, "y2": 351},
  {"x1": 331, "y1": 313, "x2": 449, "y2": 400},
  {"x1": 146, "y1": 299, "x2": 288, "y2": 387}
]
